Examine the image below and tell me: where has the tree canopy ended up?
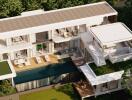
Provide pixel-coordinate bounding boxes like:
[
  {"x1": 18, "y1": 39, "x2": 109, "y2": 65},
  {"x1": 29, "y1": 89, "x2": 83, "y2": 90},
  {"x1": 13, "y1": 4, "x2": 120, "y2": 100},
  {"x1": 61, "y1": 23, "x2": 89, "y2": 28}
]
[
  {"x1": 0, "y1": 0, "x2": 23, "y2": 18},
  {"x1": 0, "y1": 80, "x2": 16, "y2": 96}
]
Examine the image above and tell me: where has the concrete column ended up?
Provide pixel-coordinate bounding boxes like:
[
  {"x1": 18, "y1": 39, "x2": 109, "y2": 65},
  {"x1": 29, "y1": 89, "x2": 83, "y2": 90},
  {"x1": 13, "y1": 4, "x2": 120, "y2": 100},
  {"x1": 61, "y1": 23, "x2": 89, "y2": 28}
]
[
  {"x1": 31, "y1": 45, "x2": 37, "y2": 57},
  {"x1": 27, "y1": 49, "x2": 31, "y2": 58},
  {"x1": 10, "y1": 52, "x2": 15, "y2": 60},
  {"x1": 118, "y1": 79, "x2": 122, "y2": 89},
  {"x1": 29, "y1": 33, "x2": 36, "y2": 43},
  {"x1": 48, "y1": 30, "x2": 53, "y2": 40},
  {"x1": 11, "y1": 78, "x2": 15, "y2": 87},
  {"x1": 6, "y1": 38, "x2": 12, "y2": 46}
]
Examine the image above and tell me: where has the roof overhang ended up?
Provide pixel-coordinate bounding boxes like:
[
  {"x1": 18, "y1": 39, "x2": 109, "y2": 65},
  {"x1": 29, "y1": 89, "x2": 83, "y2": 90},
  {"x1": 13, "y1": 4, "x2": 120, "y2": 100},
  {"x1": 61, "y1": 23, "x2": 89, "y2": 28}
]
[
  {"x1": 0, "y1": 1, "x2": 117, "y2": 39},
  {"x1": 90, "y1": 22, "x2": 132, "y2": 47}
]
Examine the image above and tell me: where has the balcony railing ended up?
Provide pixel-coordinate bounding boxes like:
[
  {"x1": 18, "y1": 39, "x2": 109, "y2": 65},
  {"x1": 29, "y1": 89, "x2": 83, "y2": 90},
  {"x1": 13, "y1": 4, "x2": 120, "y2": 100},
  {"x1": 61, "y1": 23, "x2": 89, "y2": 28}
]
[{"x1": 109, "y1": 47, "x2": 132, "y2": 63}]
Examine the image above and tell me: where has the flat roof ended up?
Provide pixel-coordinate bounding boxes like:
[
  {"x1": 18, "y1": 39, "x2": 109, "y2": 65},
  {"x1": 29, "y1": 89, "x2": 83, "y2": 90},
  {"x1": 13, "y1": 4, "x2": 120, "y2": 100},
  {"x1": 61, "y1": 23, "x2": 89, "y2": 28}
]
[
  {"x1": 0, "y1": 61, "x2": 11, "y2": 75},
  {"x1": 79, "y1": 64, "x2": 124, "y2": 85},
  {"x1": 0, "y1": 61, "x2": 16, "y2": 80},
  {"x1": 89, "y1": 60, "x2": 132, "y2": 76},
  {"x1": 90, "y1": 22, "x2": 132, "y2": 46},
  {"x1": 0, "y1": 1, "x2": 117, "y2": 33}
]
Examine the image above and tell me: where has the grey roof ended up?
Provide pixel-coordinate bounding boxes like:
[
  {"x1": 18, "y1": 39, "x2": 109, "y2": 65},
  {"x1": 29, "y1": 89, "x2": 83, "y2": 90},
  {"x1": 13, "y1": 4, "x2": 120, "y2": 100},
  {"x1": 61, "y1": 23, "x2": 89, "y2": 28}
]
[{"x1": 0, "y1": 2, "x2": 117, "y2": 33}]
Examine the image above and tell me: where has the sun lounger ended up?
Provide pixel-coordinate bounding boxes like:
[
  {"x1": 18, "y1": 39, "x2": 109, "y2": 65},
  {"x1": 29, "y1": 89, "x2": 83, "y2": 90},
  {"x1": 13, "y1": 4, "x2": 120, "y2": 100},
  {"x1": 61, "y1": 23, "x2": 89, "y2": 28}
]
[
  {"x1": 18, "y1": 63, "x2": 24, "y2": 68},
  {"x1": 44, "y1": 55, "x2": 50, "y2": 62},
  {"x1": 63, "y1": 32, "x2": 68, "y2": 38},
  {"x1": 35, "y1": 56, "x2": 42, "y2": 63},
  {"x1": 25, "y1": 59, "x2": 31, "y2": 66}
]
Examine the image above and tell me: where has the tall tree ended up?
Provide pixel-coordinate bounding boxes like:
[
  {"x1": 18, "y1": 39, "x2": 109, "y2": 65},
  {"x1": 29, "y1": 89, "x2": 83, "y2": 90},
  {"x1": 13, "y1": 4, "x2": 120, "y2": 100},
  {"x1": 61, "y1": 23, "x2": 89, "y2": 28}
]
[
  {"x1": 21, "y1": 0, "x2": 42, "y2": 11},
  {"x1": 0, "y1": 0, "x2": 23, "y2": 18}
]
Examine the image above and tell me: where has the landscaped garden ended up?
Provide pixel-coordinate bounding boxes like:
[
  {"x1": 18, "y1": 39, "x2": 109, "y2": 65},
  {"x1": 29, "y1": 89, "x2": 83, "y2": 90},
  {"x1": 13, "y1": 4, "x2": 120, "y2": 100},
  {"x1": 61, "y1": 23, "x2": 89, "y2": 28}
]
[
  {"x1": 20, "y1": 83, "x2": 80, "y2": 100},
  {"x1": 0, "y1": 80, "x2": 16, "y2": 96},
  {"x1": 89, "y1": 60, "x2": 132, "y2": 76}
]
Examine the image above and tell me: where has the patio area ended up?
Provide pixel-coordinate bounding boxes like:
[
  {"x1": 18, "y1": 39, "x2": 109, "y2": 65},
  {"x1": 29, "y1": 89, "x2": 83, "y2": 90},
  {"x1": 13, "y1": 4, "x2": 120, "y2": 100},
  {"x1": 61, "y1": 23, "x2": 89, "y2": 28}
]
[
  {"x1": 13, "y1": 54, "x2": 59, "y2": 72},
  {"x1": 73, "y1": 80, "x2": 94, "y2": 98}
]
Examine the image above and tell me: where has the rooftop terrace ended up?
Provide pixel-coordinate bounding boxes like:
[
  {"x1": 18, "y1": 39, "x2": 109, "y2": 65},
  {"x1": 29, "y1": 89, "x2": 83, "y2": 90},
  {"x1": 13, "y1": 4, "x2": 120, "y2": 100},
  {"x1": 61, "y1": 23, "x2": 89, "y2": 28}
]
[
  {"x1": 89, "y1": 60, "x2": 132, "y2": 76},
  {"x1": 0, "y1": 61, "x2": 11, "y2": 76}
]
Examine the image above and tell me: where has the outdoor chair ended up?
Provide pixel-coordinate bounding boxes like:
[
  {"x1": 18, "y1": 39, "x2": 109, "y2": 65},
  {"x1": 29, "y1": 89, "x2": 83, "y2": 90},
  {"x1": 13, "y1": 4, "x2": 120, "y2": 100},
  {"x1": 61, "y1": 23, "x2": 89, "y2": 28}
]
[
  {"x1": 44, "y1": 54, "x2": 51, "y2": 62},
  {"x1": 25, "y1": 59, "x2": 31, "y2": 66},
  {"x1": 35, "y1": 56, "x2": 42, "y2": 63}
]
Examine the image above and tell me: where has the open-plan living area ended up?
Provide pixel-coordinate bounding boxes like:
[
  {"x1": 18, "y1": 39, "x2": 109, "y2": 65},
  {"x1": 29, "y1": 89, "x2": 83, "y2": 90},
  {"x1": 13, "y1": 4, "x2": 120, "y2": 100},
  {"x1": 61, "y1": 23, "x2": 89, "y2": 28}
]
[{"x1": 0, "y1": 1, "x2": 132, "y2": 100}]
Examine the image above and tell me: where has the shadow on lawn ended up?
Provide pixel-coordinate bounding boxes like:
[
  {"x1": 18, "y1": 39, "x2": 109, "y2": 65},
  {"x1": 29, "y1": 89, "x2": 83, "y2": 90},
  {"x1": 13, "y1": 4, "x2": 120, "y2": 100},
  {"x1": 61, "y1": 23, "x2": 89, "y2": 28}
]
[{"x1": 54, "y1": 83, "x2": 80, "y2": 100}]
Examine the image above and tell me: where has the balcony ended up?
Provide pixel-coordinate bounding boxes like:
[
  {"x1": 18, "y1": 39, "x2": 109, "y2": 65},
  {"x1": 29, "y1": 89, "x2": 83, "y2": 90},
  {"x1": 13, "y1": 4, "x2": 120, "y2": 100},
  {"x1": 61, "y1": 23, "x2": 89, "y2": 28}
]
[
  {"x1": 52, "y1": 27, "x2": 79, "y2": 43},
  {"x1": 109, "y1": 47, "x2": 132, "y2": 63},
  {"x1": 11, "y1": 36, "x2": 29, "y2": 45}
]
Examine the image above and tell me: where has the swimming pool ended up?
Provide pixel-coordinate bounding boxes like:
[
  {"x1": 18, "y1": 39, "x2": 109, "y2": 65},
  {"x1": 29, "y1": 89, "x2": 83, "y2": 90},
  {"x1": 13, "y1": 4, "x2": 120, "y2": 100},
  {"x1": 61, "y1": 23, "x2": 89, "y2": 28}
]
[{"x1": 14, "y1": 58, "x2": 78, "y2": 84}]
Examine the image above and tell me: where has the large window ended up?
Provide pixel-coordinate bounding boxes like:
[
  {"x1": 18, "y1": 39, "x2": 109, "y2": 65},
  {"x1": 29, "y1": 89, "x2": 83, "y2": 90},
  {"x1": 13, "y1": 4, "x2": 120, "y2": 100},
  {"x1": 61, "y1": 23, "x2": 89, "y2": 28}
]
[
  {"x1": 11, "y1": 35, "x2": 28, "y2": 44},
  {"x1": 36, "y1": 31, "x2": 48, "y2": 43},
  {"x1": 101, "y1": 83, "x2": 109, "y2": 92},
  {"x1": 2, "y1": 53, "x2": 9, "y2": 60},
  {"x1": 36, "y1": 43, "x2": 48, "y2": 54},
  {"x1": 14, "y1": 49, "x2": 27, "y2": 59}
]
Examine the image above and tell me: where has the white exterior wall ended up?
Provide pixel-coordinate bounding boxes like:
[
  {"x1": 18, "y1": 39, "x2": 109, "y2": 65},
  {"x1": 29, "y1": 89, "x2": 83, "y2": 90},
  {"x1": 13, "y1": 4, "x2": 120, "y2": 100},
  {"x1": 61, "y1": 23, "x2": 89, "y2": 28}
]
[
  {"x1": 27, "y1": 49, "x2": 32, "y2": 58},
  {"x1": 94, "y1": 80, "x2": 120, "y2": 95},
  {"x1": 10, "y1": 52, "x2": 15, "y2": 60},
  {"x1": 6, "y1": 38, "x2": 12, "y2": 46},
  {"x1": 48, "y1": 30, "x2": 52, "y2": 40},
  {"x1": 86, "y1": 17, "x2": 103, "y2": 27},
  {"x1": 29, "y1": 33, "x2": 36, "y2": 43},
  {"x1": 48, "y1": 42, "x2": 54, "y2": 53},
  {"x1": 31, "y1": 45, "x2": 37, "y2": 57}
]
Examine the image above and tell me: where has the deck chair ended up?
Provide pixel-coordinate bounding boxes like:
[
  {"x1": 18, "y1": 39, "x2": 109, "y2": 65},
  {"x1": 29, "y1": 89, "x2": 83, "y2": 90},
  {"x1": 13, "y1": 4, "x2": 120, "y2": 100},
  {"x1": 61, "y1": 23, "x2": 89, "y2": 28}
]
[
  {"x1": 44, "y1": 55, "x2": 51, "y2": 62},
  {"x1": 63, "y1": 32, "x2": 68, "y2": 38},
  {"x1": 18, "y1": 63, "x2": 24, "y2": 68},
  {"x1": 25, "y1": 59, "x2": 31, "y2": 66},
  {"x1": 35, "y1": 56, "x2": 42, "y2": 63}
]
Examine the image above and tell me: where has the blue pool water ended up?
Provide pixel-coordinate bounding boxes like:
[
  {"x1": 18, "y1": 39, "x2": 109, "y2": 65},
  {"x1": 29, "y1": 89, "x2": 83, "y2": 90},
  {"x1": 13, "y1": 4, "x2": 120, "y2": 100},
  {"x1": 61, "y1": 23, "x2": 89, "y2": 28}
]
[{"x1": 14, "y1": 58, "x2": 78, "y2": 84}]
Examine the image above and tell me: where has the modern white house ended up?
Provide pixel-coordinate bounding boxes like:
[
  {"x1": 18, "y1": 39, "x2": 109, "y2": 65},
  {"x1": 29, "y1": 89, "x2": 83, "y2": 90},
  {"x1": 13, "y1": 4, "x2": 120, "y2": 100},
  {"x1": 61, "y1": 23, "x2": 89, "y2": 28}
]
[{"x1": 0, "y1": 1, "x2": 132, "y2": 99}]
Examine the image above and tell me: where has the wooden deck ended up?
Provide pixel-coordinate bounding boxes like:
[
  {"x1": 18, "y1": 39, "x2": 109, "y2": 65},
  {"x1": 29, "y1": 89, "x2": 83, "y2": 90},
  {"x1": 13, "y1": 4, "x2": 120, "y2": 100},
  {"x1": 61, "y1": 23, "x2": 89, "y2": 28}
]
[
  {"x1": 73, "y1": 80, "x2": 94, "y2": 98},
  {"x1": 13, "y1": 54, "x2": 59, "y2": 72}
]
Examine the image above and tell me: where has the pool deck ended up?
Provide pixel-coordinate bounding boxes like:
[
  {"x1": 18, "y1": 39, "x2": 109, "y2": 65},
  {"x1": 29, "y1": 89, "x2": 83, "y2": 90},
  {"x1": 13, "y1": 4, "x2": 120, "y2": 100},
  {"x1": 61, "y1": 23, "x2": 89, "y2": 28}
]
[{"x1": 13, "y1": 54, "x2": 59, "y2": 72}]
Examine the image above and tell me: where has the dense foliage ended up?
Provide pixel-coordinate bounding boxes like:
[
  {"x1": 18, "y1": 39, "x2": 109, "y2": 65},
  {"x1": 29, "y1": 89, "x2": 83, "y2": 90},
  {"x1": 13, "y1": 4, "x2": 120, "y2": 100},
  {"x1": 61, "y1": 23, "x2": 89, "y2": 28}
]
[
  {"x1": 115, "y1": 0, "x2": 132, "y2": 29},
  {"x1": 0, "y1": 0, "x2": 123, "y2": 17},
  {"x1": 0, "y1": 0, "x2": 23, "y2": 18},
  {"x1": 0, "y1": 80, "x2": 16, "y2": 96}
]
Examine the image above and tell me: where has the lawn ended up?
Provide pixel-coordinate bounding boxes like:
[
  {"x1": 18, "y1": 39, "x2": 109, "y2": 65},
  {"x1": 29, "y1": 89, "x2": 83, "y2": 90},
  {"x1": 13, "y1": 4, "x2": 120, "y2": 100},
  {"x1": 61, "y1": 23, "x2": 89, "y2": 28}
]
[
  {"x1": 20, "y1": 84, "x2": 79, "y2": 100},
  {"x1": 89, "y1": 60, "x2": 132, "y2": 76},
  {"x1": 0, "y1": 61, "x2": 11, "y2": 75}
]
